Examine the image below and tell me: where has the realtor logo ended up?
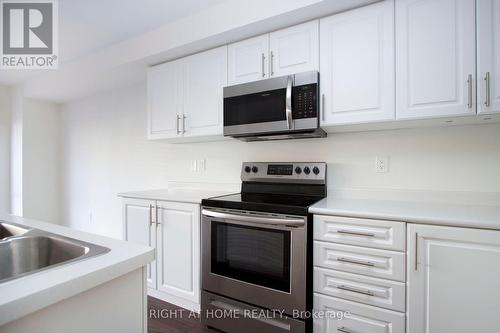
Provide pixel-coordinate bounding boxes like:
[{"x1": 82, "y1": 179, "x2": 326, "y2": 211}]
[{"x1": 1, "y1": 0, "x2": 58, "y2": 69}]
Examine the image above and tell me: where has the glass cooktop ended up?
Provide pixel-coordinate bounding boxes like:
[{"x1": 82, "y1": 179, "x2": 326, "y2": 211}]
[{"x1": 202, "y1": 192, "x2": 324, "y2": 216}]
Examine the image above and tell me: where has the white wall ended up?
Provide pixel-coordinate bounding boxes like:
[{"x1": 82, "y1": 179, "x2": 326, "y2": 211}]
[
  {"x1": 9, "y1": 88, "x2": 23, "y2": 216},
  {"x1": 0, "y1": 86, "x2": 11, "y2": 215},
  {"x1": 22, "y1": 99, "x2": 61, "y2": 224},
  {"x1": 60, "y1": 83, "x2": 500, "y2": 239}
]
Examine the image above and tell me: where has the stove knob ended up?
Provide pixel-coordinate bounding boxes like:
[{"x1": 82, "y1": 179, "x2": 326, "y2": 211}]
[
  {"x1": 252, "y1": 166, "x2": 258, "y2": 173},
  {"x1": 313, "y1": 166, "x2": 320, "y2": 175},
  {"x1": 295, "y1": 166, "x2": 302, "y2": 174},
  {"x1": 244, "y1": 166, "x2": 251, "y2": 173},
  {"x1": 303, "y1": 166, "x2": 311, "y2": 175}
]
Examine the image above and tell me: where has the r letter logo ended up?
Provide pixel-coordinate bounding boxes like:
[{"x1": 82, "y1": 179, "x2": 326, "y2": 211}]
[{"x1": 1, "y1": 0, "x2": 58, "y2": 69}]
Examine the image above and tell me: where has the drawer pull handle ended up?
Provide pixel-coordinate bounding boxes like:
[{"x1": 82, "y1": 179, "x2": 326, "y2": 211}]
[
  {"x1": 337, "y1": 257, "x2": 375, "y2": 267},
  {"x1": 337, "y1": 230, "x2": 375, "y2": 237},
  {"x1": 337, "y1": 284, "x2": 374, "y2": 296},
  {"x1": 337, "y1": 327, "x2": 356, "y2": 333}
]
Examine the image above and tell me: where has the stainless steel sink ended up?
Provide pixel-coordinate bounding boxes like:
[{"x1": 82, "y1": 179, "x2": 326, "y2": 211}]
[
  {"x1": 0, "y1": 221, "x2": 110, "y2": 283},
  {"x1": 0, "y1": 222, "x2": 29, "y2": 239}
]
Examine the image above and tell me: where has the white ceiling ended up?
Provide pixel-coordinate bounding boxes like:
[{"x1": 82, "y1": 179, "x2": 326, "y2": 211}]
[
  {"x1": 58, "y1": 0, "x2": 224, "y2": 62},
  {"x1": 0, "y1": 0, "x2": 224, "y2": 85}
]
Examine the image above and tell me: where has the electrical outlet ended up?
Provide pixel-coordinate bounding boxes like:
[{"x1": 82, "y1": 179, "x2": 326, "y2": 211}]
[
  {"x1": 191, "y1": 159, "x2": 206, "y2": 172},
  {"x1": 198, "y1": 159, "x2": 206, "y2": 172},
  {"x1": 375, "y1": 156, "x2": 389, "y2": 173}
]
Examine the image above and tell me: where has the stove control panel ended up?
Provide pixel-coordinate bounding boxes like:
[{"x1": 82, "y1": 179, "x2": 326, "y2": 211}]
[{"x1": 242, "y1": 162, "x2": 326, "y2": 184}]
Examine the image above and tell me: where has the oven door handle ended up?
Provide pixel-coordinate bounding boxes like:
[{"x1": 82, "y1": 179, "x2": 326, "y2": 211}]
[
  {"x1": 285, "y1": 75, "x2": 293, "y2": 130},
  {"x1": 202, "y1": 209, "x2": 305, "y2": 227}
]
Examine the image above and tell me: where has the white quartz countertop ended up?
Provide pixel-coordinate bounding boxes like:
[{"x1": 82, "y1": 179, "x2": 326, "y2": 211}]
[
  {"x1": 118, "y1": 184, "x2": 239, "y2": 204},
  {"x1": 310, "y1": 195, "x2": 500, "y2": 230},
  {"x1": 0, "y1": 215, "x2": 154, "y2": 326}
]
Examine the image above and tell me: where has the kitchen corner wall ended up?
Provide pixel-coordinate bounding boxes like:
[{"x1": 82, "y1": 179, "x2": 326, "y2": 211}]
[
  {"x1": 22, "y1": 99, "x2": 61, "y2": 224},
  {"x1": 0, "y1": 86, "x2": 11, "y2": 215},
  {"x1": 60, "y1": 83, "x2": 500, "y2": 239}
]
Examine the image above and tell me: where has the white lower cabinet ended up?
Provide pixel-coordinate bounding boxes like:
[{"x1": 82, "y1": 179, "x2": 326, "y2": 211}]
[
  {"x1": 156, "y1": 201, "x2": 200, "y2": 307},
  {"x1": 314, "y1": 294, "x2": 405, "y2": 333},
  {"x1": 314, "y1": 241, "x2": 406, "y2": 282},
  {"x1": 314, "y1": 267, "x2": 405, "y2": 312},
  {"x1": 314, "y1": 214, "x2": 406, "y2": 333},
  {"x1": 122, "y1": 198, "x2": 157, "y2": 288},
  {"x1": 122, "y1": 197, "x2": 201, "y2": 311},
  {"x1": 407, "y1": 223, "x2": 500, "y2": 333}
]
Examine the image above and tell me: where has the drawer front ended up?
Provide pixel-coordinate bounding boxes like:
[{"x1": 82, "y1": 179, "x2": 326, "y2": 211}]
[
  {"x1": 314, "y1": 293, "x2": 405, "y2": 333},
  {"x1": 314, "y1": 215, "x2": 406, "y2": 251},
  {"x1": 314, "y1": 241, "x2": 405, "y2": 282},
  {"x1": 314, "y1": 267, "x2": 405, "y2": 312}
]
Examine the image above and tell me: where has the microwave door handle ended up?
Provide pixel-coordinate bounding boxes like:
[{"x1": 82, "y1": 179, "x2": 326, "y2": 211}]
[{"x1": 286, "y1": 76, "x2": 293, "y2": 130}]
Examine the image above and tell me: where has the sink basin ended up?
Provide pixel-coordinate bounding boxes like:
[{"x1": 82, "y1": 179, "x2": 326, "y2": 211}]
[
  {"x1": 0, "y1": 222, "x2": 30, "y2": 240},
  {"x1": 0, "y1": 221, "x2": 110, "y2": 283}
]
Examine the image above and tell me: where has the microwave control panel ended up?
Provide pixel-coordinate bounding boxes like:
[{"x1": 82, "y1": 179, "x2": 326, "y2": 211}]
[{"x1": 293, "y1": 84, "x2": 318, "y2": 119}]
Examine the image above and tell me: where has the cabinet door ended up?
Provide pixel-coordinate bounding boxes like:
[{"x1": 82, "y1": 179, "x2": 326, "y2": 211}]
[
  {"x1": 182, "y1": 46, "x2": 227, "y2": 137},
  {"x1": 320, "y1": 0, "x2": 395, "y2": 125},
  {"x1": 123, "y1": 198, "x2": 157, "y2": 289},
  {"x1": 314, "y1": 293, "x2": 405, "y2": 333},
  {"x1": 477, "y1": 0, "x2": 500, "y2": 114},
  {"x1": 269, "y1": 20, "x2": 319, "y2": 77},
  {"x1": 156, "y1": 201, "x2": 200, "y2": 304},
  {"x1": 147, "y1": 59, "x2": 183, "y2": 139},
  {"x1": 228, "y1": 34, "x2": 269, "y2": 85},
  {"x1": 396, "y1": 0, "x2": 476, "y2": 119},
  {"x1": 407, "y1": 224, "x2": 500, "y2": 333}
]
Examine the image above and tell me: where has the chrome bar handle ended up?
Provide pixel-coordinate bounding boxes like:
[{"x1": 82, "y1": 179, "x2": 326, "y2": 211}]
[
  {"x1": 261, "y1": 53, "x2": 266, "y2": 77},
  {"x1": 337, "y1": 257, "x2": 375, "y2": 267},
  {"x1": 202, "y1": 209, "x2": 304, "y2": 226},
  {"x1": 270, "y1": 51, "x2": 274, "y2": 76},
  {"x1": 182, "y1": 114, "x2": 187, "y2": 133},
  {"x1": 149, "y1": 204, "x2": 154, "y2": 226},
  {"x1": 467, "y1": 74, "x2": 473, "y2": 108},
  {"x1": 337, "y1": 327, "x2": 356, "y2": 333},
  {"x1": 285, "y1": 76, "x2": 293, "y2": 129},
  {"x1": 156, "y1": 205, "x2": 159, "y2": 226},
  {"x1": 321, "y1": 93, "x2": 325, "y2": 121},
  {"x1": 414, "y1": 232, "x2": 418, "y2": 271},
  {"x1": 337, "y1": 284, "x2": 375, "y2": 296},
  {"x1": 176, "y1": 115, "x2": 181, "y2": 134},
  {"x1": 485, "y1": 72, "x2": 491, "y2": 107},
  {"x1": 337, "y1": 230, "x2": 375, "y2": 237}
]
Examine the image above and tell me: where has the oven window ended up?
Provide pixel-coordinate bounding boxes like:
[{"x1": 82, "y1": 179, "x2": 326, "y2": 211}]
[
  {"x1": 224, "y1": 88, "x2": 287, "y2": 126},
  {"x1": 211, "y1": 222, "x2": 291, "y2": 292}
]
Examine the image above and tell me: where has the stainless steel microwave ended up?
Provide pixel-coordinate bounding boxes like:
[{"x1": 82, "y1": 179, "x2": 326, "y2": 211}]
[{"x1": 223, "y1": 71, "x2": 326, "y2": 141}]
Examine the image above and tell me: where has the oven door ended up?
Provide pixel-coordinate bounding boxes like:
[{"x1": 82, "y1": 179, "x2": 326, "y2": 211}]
[
  {"x1": 223, "y1": 75, "x2": 294, "y2": 136},
  {"x1": 201, "y1": 208, "x2": 307, "y2": 315}
]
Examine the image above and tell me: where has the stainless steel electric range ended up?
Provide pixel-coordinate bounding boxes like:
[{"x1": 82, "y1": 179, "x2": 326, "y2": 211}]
[{"x1": 201, "y1": 162, "x2": 327, "y2": 333}]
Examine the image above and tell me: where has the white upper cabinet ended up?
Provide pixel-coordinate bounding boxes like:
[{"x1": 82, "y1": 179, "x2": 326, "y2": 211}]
[
  {"x1": 396, "y1": 0, "x2": 476, "y2": 119},
  {"x1": 147, "y1": 46, "x2": 227, "y2": 141},
  {"x1": 320, "y1": 0, "x2": 395, "y2": 125},
  {"x1": 477, "y1": 0, "x2": 500, "y2": 114},
  {"x1": 228, "y1": 22, "x2": 319, "y2": 85},
  {"x1": 269, "y1": 21, "x2": 319, "y2": 77},
  {"x1": 407, "y1": 224, "x2": 500, "y2": 333},
  {"x1": 228, "y1": 35, "x2": 269, "y2": 85},
  {"x1": 182, "y1": 46, "x2": 227, "y2": 137},
  {"x1": 147, "y1": 58, "x2": 183, "y2": 139}
]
